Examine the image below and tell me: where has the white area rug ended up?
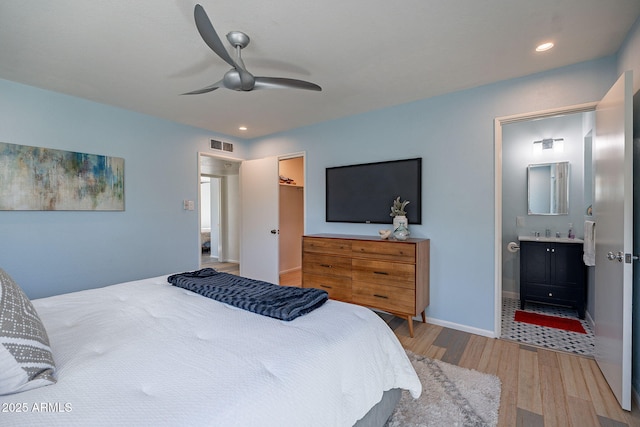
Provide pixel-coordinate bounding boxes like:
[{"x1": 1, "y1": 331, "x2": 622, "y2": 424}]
[{"x1": 387, "y1": 351, "x2": 501, "y2": 427}]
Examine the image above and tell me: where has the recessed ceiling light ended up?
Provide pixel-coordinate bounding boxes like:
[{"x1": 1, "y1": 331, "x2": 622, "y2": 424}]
[
  {"x1": 238, "y1": 126, "x2": 247, "y2": 131},
  {"x1": 536, "y1": 42, "x2": 554, "y2": 52}
]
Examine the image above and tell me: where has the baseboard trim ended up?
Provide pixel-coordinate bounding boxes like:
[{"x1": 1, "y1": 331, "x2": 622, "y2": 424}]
[
  {"x1": 502, "y1": 290, "x2": 519, "y2": 300},
  {"x1": 424, "y1": 315, "x2": 496, "y2": 338},
  {"x1": 279, "y1": 266, "x2": 301, "y2": 275}
]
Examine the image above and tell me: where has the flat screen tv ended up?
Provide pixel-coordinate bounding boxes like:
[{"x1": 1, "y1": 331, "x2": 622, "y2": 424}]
[{"x1": 326, "y1": 158, "x2": 422, "y2": 224}]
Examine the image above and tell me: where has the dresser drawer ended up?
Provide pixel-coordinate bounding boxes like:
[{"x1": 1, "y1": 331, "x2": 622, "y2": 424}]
[
  {"x1": 303, "y1": 273, "x2": 352, "y2": 302},
  {"x1": 303, "y1": 237, "x2": 352, "y2": 256},
  {"x1": 352, "y1": 259, "x2": 415, "y2": 290},
  {"x1": 352, "y1": 241, "x2": 415, "y2": 262},
  {"x1": 352, "y1": 281, "x2": 415, "y2": 314},
  {"x1": 302, "y1": 253, "x2": 351, "y2": 278}
]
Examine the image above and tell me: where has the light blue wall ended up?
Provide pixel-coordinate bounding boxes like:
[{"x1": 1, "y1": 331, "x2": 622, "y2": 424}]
[
  {"x1": 0, "y1": 79, "x2": 248, "y2": 299},
  {"x1": 246, "y1": 57, "x2": 618, "y2": 334}
]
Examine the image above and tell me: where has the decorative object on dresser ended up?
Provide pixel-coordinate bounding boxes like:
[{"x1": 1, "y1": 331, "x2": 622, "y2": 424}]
[
  {"x1": 302, "y1": 234, "x2": 430, "y2": 337},
  {"x1": 519, "y1": 239, "x2": 586, "y2": 319},
  {"x1": 378, "y1": 229, "x2": 392, "y2": 240},
  {"x1": 390, "y1": 196, "x2": 410, "y2": 231}
]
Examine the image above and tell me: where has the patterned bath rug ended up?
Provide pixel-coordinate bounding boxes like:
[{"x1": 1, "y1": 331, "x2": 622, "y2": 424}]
[{"x1": 387, "y1": 351, "x2": 501, "y2": 427}]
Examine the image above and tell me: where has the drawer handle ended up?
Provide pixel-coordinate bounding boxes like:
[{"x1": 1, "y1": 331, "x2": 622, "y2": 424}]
[
  {"x1": 320, "y1": 285, "x2": 333, "y2": 289},
  {"x1": 320, "y1": 264, "x2": 332, "y2": 268},
  {"x1": 373, "y1": 271, "x2": 389, "y2": 275},
  {"x1": 373, "y1": 294, "x2": 389, "y2": 299}
]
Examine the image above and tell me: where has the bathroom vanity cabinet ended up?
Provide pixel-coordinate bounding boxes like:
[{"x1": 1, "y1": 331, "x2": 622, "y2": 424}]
[{"x1": 519, "y1": 240, "x2": 586, "y2": 318}]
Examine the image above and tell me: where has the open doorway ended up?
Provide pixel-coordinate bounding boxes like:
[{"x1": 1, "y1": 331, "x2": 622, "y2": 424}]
[
  {"x1": 495, "y1": 104, "x2": 597, "y2": 356},
  {"x1": 278, "y1": 156, "x2": 304, "y2": 286},
  {"x1": 199, "y1": 153, "x2": 241, "y2": 274},
  {"x1": 239, "y1": 153, "x2": 306, "y2": 285}
]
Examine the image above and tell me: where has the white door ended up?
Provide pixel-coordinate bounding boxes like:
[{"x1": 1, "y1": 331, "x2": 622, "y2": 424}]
[
  {"x1": 239, "y1": 156, "x2": 280, "y2": 283},
  {"x1": 593, "y1": 70, "x2": 633, "y2": 411}
]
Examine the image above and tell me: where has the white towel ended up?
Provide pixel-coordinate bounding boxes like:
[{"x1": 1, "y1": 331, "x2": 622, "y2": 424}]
[{"x1": 583, "y1": 220, "x2": 596, "y2": 266}]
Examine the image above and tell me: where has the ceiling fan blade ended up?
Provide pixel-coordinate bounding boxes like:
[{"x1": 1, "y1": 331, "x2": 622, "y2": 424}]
[
  {"x1": 253, "y1": 77, "x2": 322, "y2": 91},
  {"x1": 181, "y1": 81, "x2": 222, "y2": 95},
  {"x1": 193, "y1": 4, "x2": 237, "y2": 69}
]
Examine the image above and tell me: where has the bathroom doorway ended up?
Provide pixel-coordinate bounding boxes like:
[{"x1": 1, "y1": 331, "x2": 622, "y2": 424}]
[{"x1": 496, "y1": 105, "x2": 596, "y2": 356}]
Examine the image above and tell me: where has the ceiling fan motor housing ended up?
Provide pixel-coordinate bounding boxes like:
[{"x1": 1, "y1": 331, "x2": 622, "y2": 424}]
[{"x1": 223, "y1": 69, "x2": 254, "y2": 91}]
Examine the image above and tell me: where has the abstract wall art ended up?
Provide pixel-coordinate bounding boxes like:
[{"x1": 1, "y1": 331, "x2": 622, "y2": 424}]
[{"x1": 0, "y1": 142, "x2": 124, "y2": 211}]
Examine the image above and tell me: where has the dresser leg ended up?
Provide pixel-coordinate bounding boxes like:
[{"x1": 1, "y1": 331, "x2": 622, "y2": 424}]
[
  {"x1": 421, "y1": 311, "x2": 426, "y2": 323},
  {"x1": 407, "y1": 315, "x2": 414, "y2": 337}
]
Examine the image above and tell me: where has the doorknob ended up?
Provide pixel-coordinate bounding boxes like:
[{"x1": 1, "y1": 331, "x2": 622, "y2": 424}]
[
  {"x1": 270, "y1": 229, "x2": 279, "y2": 234},
  {"x1": 607, "y1": 251, "x2": 624, "y2": 262}
]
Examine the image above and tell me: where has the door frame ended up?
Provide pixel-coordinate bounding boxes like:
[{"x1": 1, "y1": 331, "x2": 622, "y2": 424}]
[
  {"x1": 197, "y1": 151, "x2": 243, "y2": 266},
  {"x1": 493, "y1": 102, "x2": 597, "y2": 336}
]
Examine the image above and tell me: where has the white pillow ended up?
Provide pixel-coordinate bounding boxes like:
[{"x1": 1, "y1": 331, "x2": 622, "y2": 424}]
[{"x1": 0, "y1": 268, "x2": 56, "y2": 395}]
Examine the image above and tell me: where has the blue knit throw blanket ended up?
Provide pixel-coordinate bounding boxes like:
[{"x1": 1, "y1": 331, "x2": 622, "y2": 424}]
[{"x1": 168, "y1": 268, "x2": 328, "y2": 321}]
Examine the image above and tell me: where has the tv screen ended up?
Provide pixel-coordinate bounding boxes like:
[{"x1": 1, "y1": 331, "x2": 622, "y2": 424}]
[{"x1": 326, "y1": 158, "x2": 422, "y2": 224}]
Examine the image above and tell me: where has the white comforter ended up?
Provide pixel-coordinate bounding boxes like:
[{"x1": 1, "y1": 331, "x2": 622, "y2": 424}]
[{"x1": 0, "y1": 275, "x2": 421, "y2": 426}]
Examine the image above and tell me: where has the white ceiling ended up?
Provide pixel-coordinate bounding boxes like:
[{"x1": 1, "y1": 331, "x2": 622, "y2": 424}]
[{"x1": 1, "y1": 0, "x2": 639, "y2": 139}]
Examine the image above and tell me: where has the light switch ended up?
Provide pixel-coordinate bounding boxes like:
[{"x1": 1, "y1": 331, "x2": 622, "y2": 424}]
[
  {"x1": 516, "y1": 216, "x2": 525, "y2": 227},
  {"x1": 183, "y1": 200, "x2": 195, "y2": 210}
]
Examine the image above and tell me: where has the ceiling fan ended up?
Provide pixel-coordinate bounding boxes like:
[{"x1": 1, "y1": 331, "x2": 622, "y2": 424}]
[{"x1": 182, "y1": 4, "x2": 322, "y2": 95}]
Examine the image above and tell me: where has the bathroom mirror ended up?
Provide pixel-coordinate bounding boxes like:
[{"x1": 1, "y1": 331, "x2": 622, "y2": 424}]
[{"x1": 527, "y1": 161, "x2": 569, "y2": 215}]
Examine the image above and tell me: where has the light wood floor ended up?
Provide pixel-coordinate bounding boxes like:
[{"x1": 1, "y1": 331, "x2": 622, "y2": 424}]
[
  {"x1": 383, "y1": 315, "x2": 640, "y2": 427},
  {"x1": 280, "y1": 269, "x2": 301, "y2": 286},
  {"x1": 200, "y1": 257, "x2": 639, "y2": 426}
]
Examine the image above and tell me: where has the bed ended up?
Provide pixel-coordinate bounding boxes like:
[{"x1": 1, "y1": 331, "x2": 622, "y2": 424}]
[{"x1": 0, "y1": 270, "x2": 421, "y2": 426}]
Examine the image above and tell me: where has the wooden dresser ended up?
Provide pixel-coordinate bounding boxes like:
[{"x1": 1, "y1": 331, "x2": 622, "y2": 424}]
[{"x1": 302, "y1": 234, "x2": 430, "y2": 337}]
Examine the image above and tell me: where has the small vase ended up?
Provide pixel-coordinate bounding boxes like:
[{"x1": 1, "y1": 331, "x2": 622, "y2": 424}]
[
  {"x1": 393, "y1": 223, "x2": 410, "y2": 241},
  {"x1": 393, "y1": 215, "x2": 408, "y2": 231}
]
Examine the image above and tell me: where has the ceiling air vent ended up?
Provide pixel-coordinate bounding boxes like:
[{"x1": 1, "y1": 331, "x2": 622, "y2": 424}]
[{"x1": 210, "y1": 139, "x2": 233, "y2": 152}]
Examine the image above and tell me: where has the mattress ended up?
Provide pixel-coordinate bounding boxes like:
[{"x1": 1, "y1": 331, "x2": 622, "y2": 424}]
[{"x1": 0, "y1": 275, "x2": 421, "y2": 426}]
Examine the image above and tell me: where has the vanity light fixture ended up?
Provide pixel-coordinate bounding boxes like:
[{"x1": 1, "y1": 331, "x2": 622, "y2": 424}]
[
  {"x1": 238, "y1": 126, "x2": 247, "y2": 131},
  {"x1": 533, "y1": 138, "x2": 564, "y2": 154},
  {"x1": 536, "y1": 42, "x2": 554, "y2": 52}
]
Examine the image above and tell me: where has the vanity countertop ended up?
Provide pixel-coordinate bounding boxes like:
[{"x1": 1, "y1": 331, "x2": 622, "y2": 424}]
[{"x1": 518, "y1": 235, "x2": 584, "y2": 244}]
